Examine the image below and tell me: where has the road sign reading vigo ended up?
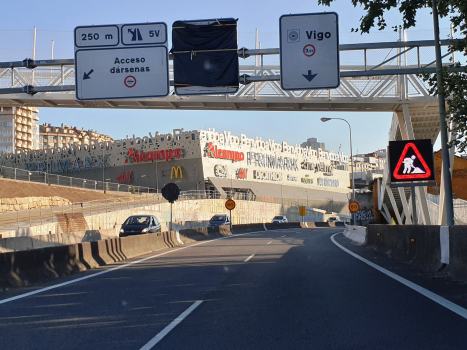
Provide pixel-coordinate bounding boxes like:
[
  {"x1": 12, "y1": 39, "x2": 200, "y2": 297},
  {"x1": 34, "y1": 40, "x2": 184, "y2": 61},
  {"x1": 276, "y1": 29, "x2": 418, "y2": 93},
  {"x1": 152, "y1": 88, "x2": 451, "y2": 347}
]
[
  {"x1": 74, "y1": 22, "x2": 169, "y2": 100},
  {"x1": 280, "y1": 12, "x2": 340, "y2": 90}
]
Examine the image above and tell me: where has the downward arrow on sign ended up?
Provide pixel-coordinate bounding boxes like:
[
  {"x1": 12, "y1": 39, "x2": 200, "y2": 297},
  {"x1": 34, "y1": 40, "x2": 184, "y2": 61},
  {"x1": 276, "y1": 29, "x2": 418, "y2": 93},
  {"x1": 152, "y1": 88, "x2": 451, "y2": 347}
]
[{"x1": 302, "y1": 70, "x2": 317, "y2": 82}]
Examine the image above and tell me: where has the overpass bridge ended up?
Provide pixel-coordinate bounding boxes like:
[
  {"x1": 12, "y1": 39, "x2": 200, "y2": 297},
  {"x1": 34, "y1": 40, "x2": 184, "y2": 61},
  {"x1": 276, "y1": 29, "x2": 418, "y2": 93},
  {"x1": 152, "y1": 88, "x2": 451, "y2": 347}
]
[{"x1": 0, "y1": 35, "x2": 462, "y2": 225}]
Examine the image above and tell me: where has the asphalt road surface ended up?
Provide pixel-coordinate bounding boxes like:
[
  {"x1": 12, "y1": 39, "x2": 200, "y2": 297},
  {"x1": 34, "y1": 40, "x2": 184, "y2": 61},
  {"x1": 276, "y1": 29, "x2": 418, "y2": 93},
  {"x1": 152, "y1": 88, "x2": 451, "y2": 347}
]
[{"x1": 1, "y1": 227, "x2": 467, "y2": 349}]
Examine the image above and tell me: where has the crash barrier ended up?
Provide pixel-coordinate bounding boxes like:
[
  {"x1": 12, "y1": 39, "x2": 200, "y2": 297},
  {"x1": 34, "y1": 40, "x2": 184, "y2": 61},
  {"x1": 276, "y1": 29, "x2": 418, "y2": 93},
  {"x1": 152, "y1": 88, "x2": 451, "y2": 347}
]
[
  {"x1": 343, "y1": 225, "x2": 367, "y2": 245},
  {"x1": 0, "y1": 222, "x2": 340, "y2": 290},
  {"x1": 0, "y1": 228, "x2": 118, "y2": 253},
  {"x1": 366, "y1": 225, "x2": 443, "y2": 272}
]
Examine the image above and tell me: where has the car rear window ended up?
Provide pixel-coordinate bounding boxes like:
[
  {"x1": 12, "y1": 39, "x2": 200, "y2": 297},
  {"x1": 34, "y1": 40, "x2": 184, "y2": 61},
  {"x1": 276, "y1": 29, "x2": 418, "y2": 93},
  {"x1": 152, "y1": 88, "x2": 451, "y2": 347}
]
[
  {"x1": 210, "y1": 215, "x2": 225, "y2": 221},
  {"x1": 273, "y1": 216, "x2": 284, "y2": 220}
]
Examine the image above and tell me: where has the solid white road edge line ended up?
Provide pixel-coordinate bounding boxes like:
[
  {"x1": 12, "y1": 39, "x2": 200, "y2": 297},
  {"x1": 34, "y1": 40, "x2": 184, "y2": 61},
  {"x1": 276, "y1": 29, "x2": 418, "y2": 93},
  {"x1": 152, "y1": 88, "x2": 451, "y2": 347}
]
[
  {"x1": 0, "y1": 231, "x2": 259, "y2": 306},
  {"x1": 139, "y1": 300, "x2": 203, "y2": 350},
  {"x1": 331, "y1": 232, "x2": 467, "y2": 320},
  {"x1": 244, "y1": 254, "x2": 255, "y2": 262}
]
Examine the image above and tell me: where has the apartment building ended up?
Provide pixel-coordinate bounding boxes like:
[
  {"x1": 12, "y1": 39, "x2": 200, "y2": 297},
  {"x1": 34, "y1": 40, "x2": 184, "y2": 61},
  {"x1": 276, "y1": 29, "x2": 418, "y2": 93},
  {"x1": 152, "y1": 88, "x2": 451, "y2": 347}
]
[
  {"x1": 39, "y1": 123, "x2": 113, "y2": 149},
  {"x1": 0, "y1": 107, "x2": 41, "y2": 153}
]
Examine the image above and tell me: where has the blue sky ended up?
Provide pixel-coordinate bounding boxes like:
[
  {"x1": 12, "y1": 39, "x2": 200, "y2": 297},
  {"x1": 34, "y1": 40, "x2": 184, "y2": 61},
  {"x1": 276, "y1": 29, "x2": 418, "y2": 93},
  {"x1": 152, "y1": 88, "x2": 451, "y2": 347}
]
[{"x1": 0, "y1": 0, "x2": 455, "y2": 155}]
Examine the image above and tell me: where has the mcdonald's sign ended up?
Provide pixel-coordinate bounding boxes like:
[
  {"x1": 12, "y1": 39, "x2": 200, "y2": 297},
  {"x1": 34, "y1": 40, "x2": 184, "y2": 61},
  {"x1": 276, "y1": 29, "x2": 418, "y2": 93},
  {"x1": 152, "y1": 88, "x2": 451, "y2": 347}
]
[{"x1": 171, "y1": 166, "x2": 183, "y2": 179}]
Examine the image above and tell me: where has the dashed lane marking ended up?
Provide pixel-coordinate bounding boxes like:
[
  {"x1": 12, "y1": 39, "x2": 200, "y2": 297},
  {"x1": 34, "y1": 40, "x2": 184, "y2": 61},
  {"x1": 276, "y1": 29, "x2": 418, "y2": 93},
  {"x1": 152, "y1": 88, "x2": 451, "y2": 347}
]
[
  {"x1": 267, "y1": 241, "x2": 273, "y2": 245},
  {"x1": 139, "y1": 300, "x2": 203, "y2": 350},
  {"x1": 244, "y1": 254, "x2": 255, "y2": 262}
]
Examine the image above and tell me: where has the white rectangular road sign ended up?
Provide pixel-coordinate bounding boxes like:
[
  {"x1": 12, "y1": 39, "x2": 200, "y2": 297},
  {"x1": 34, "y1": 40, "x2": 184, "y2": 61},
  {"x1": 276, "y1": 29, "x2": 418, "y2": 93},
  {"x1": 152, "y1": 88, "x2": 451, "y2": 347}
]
[
  {"x1": 75, "y1": 46, "x2": 169, "y2": 100},
  {"x1": 74, "y1": 22, "x2": 169, "y2": 100},
  {"x1": 121, "y1": 23, "x2": 167, "y2": 46},
  {"x1": 280, "y1": 12, "x2": 340, "y2": 90}
]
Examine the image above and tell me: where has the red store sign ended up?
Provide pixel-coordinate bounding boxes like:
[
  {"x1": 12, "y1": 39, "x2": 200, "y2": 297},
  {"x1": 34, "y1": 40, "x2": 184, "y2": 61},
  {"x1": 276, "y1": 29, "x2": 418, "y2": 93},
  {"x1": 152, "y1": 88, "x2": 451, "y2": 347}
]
[
  {"x1": 125, "y1": 148, "x2": 182, "y2": 163},
  {"x1": 204, "y1": 142, "x2": 244, "y2": 162}
]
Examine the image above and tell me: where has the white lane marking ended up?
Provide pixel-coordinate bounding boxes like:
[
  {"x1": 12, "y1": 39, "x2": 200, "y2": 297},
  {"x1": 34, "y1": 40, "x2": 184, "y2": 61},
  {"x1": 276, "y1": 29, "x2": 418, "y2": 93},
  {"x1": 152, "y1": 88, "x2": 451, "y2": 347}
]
[
  {"x1": 140, "y1": 300, "x2": 203, "y2": 350},
  {"x1": 244, "y1": 254, "x2": 255, "y2": 262},
  {"x1": 267, "y1": 241, "x2": 273, "y2": 245},
  {"x1": 281, "y1": 235, "x2": 286, "y2": 238},
  {"x1": 0, "y1": 232, "x2": 258, "y2": 306},
  {"x1": 331, "y1": 233, "x2": 467, "y2": 320}
]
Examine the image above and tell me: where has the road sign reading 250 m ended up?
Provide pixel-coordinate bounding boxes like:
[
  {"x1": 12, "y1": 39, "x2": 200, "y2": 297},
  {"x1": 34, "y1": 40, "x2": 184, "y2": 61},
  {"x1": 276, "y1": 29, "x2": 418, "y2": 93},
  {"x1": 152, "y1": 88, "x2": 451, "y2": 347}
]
[
  {"x1": 74, "y1": 23, "x2": 169, "y2": 100},
  {"x1": 280, "y1": 12, "x2": 340, "y2": 91}
]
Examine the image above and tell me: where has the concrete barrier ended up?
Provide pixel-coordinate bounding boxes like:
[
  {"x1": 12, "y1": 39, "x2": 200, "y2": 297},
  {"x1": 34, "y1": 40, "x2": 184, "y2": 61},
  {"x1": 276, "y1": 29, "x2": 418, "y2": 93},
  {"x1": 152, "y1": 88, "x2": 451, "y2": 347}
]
[
  {"x1": 446, "y1": 226, "x2": 467, "y2": 281},
  {"x1": 231, "y1": 223, "x2": 266, "y2": 234},
  {"x1": 366, "y1": 225, "x2": 442, "y2": 271},
  {"x1": 343, "y1": 225, "x2": 367, "y2": 244}
]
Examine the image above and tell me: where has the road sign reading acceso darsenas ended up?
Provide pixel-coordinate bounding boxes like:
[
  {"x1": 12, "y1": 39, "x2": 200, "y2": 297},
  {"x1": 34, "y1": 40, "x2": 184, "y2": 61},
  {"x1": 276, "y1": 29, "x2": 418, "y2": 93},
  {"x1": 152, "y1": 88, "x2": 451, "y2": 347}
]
[
  {"x1": 74, "y1": 23, "x2": 169, "y2": 100},
  {"x1": 280, "y1": 12, "x2": 340, "y2": 91}
]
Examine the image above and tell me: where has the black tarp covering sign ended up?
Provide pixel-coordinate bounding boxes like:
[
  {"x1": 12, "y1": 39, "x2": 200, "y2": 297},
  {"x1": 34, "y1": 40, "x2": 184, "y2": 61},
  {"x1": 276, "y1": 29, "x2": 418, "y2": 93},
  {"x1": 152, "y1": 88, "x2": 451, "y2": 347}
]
[{"x1": 172, "y1": 18, "x2": 239, "y2": 95}]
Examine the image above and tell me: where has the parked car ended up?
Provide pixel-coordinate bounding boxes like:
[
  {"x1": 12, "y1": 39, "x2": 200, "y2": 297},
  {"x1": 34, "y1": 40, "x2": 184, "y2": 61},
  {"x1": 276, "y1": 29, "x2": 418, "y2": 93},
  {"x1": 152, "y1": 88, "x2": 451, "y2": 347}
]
[
  {"x1": 327, "y1": 217, "x2": 341, "y2": 223},
  {"x1": 272, "y1": 215, "x2": 288, "y2": 224},
  {"x1": 208, "y1": 214, "x2": 230, "y2": 227},
  {"x1": 119, "y1": 215, "x2": 161, "y2": 237}
]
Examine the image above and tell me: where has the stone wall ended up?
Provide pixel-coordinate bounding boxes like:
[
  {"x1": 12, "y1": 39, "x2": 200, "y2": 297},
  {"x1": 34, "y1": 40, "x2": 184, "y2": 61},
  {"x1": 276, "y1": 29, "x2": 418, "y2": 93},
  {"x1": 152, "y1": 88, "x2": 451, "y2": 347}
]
[{"x1": 0, "y1": 196, "x2": 70, "y2": 212}]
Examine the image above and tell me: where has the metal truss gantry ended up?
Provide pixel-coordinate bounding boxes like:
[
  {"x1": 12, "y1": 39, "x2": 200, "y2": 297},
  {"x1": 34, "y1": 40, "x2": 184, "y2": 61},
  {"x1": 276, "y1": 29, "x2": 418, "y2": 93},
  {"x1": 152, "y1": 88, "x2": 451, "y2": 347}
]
[{"x1": 0, "y1": 37, "x2": 465, "y2": 225}]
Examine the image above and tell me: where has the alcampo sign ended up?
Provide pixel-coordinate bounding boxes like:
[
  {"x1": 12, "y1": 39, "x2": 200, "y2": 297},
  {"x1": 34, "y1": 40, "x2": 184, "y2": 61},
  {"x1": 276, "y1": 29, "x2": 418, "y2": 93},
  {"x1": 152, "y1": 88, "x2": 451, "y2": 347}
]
[
  {"x1": 125, "y1": 148, "x2": 182, "y2": 163},
  {"x1": 204, "y1": 142, "x2": 244, "y2": 162}
]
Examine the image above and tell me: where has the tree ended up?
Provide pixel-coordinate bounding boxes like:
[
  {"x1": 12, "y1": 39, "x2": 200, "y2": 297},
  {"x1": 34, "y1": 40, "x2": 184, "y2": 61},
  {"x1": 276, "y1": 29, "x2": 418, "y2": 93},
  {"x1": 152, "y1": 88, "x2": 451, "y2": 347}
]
[{"x1": 319, "y1": 0, "x2": 467, "y2": 152}]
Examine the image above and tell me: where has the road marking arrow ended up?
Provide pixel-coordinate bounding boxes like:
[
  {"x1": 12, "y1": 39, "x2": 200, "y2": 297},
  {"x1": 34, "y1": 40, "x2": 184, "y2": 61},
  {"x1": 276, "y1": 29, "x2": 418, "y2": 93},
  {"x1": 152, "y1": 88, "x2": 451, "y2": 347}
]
[
  {"x1": 302, "y1": 70, "x2": 318, "y2": 82},
  {"x1": 83, "y1": 69, "x2": 94, "y2": 80}
]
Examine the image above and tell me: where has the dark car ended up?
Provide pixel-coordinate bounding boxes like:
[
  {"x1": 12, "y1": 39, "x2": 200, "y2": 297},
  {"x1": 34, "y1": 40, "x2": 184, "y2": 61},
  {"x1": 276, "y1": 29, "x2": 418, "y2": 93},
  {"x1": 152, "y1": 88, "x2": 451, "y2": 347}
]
[
  {"x1": 119, "y1": 215, "x2": 161, "y2": 237},
  {"x1": 208, "y1": 214, "x2": 230, "y2": 227}
]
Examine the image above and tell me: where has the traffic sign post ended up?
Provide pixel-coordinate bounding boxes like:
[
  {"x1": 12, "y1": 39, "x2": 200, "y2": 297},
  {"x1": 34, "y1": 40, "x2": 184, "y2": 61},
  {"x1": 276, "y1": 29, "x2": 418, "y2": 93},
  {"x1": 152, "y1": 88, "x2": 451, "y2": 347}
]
[
  {"x1": 349, "y1": 201, "x2": 360, "y2": 213},
  {"x1": 280, "y1": 12, "x2": 340, "y2": 91},
  {"x1": 225, "y1": 199, "x2": 235, "y2": 231},
  {"x1": 74, "y1": 22, "x2": 169, "y2": 100}
]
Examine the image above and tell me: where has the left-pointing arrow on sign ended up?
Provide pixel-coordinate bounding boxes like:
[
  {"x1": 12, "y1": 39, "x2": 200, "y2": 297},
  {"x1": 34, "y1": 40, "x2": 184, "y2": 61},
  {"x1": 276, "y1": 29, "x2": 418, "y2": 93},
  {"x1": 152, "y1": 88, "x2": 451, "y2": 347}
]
[{"x1": 83, "y1": 69, "x2": 94, "y2": 80}]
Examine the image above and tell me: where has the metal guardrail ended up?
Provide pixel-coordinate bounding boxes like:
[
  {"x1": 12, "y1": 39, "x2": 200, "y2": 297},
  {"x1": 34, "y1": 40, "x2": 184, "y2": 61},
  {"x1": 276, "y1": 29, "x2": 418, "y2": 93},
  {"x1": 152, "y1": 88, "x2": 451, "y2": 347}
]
[{"x1": 0, "y1": 165, "x2": 156, "y2": 194}]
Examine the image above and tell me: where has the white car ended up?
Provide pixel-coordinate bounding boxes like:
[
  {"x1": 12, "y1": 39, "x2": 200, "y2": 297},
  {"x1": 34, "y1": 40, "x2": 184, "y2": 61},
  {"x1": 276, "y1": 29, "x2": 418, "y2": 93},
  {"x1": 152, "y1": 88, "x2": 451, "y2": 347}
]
[
  {"x1": 272, "y1": 215, "x2": 288, "y2": 224},
  {"x1": 327, "y1": 217, "x2": 341, "y2": 223}
]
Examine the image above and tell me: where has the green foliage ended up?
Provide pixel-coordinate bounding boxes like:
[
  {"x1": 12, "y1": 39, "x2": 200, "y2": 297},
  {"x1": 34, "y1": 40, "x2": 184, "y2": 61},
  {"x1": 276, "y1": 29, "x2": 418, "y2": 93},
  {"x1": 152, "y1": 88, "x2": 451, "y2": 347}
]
[
  {"x1": 130, "y1": 186, "x2": 136, "y2": 194},
  {"x1": 319, "y1": 0, "x2": 467, "y2": 152}
]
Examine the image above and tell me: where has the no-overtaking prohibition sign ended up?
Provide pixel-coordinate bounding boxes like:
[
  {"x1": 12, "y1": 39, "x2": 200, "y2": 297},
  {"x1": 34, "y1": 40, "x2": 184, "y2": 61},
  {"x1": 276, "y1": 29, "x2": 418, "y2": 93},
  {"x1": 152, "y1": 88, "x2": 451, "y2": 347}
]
[{"x1": 225, "y1": 199, "x2": 236, "y2": 211}]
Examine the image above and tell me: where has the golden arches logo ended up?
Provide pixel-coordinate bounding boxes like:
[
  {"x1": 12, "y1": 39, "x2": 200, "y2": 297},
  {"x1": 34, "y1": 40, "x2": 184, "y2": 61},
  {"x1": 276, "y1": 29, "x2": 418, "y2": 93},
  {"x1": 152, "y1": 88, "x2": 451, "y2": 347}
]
[{"x1": 171, "y1": 166, "x2": 183, "y2": 179}]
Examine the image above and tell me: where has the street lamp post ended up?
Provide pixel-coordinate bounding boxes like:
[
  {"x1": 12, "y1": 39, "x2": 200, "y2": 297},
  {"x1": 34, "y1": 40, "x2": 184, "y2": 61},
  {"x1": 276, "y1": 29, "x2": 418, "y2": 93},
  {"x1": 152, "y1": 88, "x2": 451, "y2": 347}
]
[
  {"x1": 321, "y1": 117, "x2": 355, "y2": 224},
  {"x1": 102, "y1": 148, "x2": 105, "y2": 193}
]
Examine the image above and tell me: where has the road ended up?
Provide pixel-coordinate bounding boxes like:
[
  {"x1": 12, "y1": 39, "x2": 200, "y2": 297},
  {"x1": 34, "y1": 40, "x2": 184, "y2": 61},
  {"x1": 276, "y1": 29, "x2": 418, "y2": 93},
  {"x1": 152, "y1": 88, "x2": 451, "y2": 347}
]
[{"x1": 1, "y1": 227, "x2": 467, "y2": 349}]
